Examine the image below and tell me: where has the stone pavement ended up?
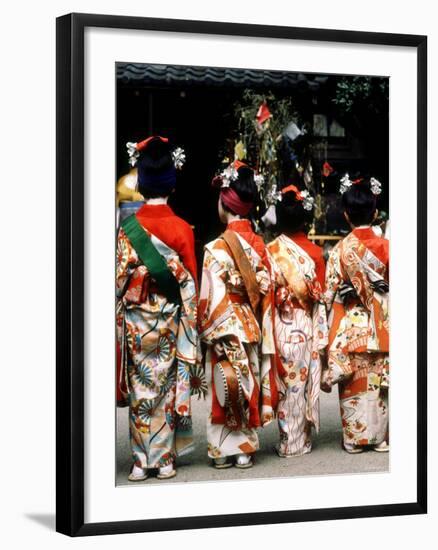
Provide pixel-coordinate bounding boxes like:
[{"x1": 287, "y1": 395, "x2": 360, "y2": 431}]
[{"x1": 116, "y1": 388, "x2": 388, "y2": 486}]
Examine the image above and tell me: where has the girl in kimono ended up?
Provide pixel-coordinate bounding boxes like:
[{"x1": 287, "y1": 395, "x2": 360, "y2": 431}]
[
  {"x1": 199, "y1": 161, "x2": 278, "y2": 469},
  {"x1": 267, "y1": 185, "x2": 328, "y2": 457},
  {"x1": 116, "y1": 136, "x2": 205, "y2": 481},
  {"x1": 323, "y1": 175, "x2": 389, "y2": 454}
]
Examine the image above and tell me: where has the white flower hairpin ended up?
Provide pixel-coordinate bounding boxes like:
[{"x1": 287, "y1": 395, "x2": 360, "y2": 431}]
[
  {"x1": 340, "y1": 173, "x2": 383, "y2": 196},
  {"x1": 369, "y1": 177, "x2": 382, "y2": 195},
  {"x1": 219, "y1": 165, "x2": 239, "y2": 188},
  {"x1": 253, "y1": 173, "x2": 265, "y2": 189},
  {"x1": 266, "y1": 183, "x2": 283, "y2": 205},
  {"x1": 339, "y1": 173, "x2": 353, "y2": 194},
  {"x1": 126, "y1": 140, "x2": 186, "y2": 170},
  {"x1": 298, "y1": 189, "x2": 315, "y2": 211},
  {"x1": 172, "y1": 147, "x2": 186, "y2": 170},
  {"x1": 126, "y1": 141, "x2": 140, "y2": 167}
]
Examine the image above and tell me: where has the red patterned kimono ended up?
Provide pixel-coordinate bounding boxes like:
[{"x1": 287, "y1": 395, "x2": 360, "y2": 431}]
[
  {"x1": 268, "y1": 232, "x2": 328, "y2": 457},
  {"x1": 199, "y1": 219, "x2": 278, "y2": 459},
  {"x1": 116, "y1": 204, "x2": 202, "y2": 470},
  {"x1": 324, "y1": 226, "x2": 389, "y2": 449}
]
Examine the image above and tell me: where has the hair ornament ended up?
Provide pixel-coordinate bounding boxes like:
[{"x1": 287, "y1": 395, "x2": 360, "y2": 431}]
[
  {"x1": 340, "y1": 173, "x2": 382, "y2": 196},
  {"x1": 172, "y1": 147, "x2": 186, "y2": 170},
  {"x1": 219, "y1": 165, "x2": 239, "y2": 188},
  {"x1": 212, "y1": 159, "x2": 256, "y2": 189},
  {"x1": 126, "y1": 141, "x2": 140, "y2": 167},
  {"x1": 266, "y1": 183, "x2": 283, "y2": 205},
  {"x1": 370, "y1": 177, "x2": 382, "y2": 195},
  {"x1": 253, "y1": 173, "x2": 265, "y2": 189},
  {"x1": 280, "y1": 184, "x2": 314, "y2": 210},
  {"x1": 298, "y1": 189, "x2": 315, "y2": 211},
  {"x1": 126, "y1": 136, "x2": 184, "y2": 170},
  {"x1": 339, "y1": 173, "x2": 353, "y2": 194}
]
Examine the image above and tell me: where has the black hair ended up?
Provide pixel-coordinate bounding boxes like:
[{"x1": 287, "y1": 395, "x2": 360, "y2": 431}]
[
  {"x1": 221, "y1": 166, "x2": 256, "y2": 216},
  {"x1": 342, "y1": 180, "x2": 377, "y2": 226},
  {"x1": 136, "y1": 137, "x2": 174, "y2": 199},
  {"x1": 276, "y1": 187, "x2": 312, "y2": 234}
]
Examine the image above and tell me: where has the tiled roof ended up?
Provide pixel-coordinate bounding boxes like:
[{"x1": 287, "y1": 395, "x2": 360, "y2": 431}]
[{"x1": 117, "y1": 63, "x2": 328, "y2": 89}]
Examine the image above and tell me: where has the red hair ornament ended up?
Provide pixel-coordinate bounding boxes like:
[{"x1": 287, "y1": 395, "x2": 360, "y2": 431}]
[
  {"x1": 281, "y1": 185, "x2": 314, "y2": 211},
  {"x1": 339, "y1": 173, "x2": 382, "y2": 195},
  {"x1": 261, "y1": 183, "x2": 314, "y2": 227},
  {"x1": 211, "y1": 160, "x2": 254, "y2": 216}
]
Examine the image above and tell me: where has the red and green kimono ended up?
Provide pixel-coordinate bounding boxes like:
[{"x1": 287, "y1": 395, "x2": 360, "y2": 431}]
[
  {"x1": 324, "y1": 226, "x2": 389, "y2": 449},
  {"x1": 116, "y1": 204, "x2": 204, "y2": 470}
]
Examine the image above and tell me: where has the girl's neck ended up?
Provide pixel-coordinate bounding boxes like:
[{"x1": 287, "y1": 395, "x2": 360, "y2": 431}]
[
  {"x1": 226, "y1": 213, "x2": 242, "y2": 224},
  {"x1": 145, "y1": 197, "x2": 168, "y2": 205}
]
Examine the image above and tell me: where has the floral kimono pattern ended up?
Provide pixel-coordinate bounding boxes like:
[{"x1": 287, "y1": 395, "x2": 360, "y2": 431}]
[
  {"x1": 324, "y1": 227, "x2": 389, "y2": 448},
  {"x1": 116, "y1": 224, "x2": 202, "y2": 469},
  {"x1": 268, "y1": 234, "x2": 328, "y2": 457},
  {"x1": 199, "y1": 220, "x2": 277, "y2": 459}
]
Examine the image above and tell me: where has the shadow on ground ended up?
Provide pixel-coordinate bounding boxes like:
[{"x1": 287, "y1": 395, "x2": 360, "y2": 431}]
[{"x1": 25, "y1": 514, "x2": 56, "y2": 531}]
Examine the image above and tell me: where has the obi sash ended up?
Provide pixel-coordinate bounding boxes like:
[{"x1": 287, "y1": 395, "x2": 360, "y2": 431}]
[
  {"x1": 121, "y1": 214, "x2": 181, "y2": 305},
  {"x1": 221, "y1": 229, "x2": 260, "y2": 314}
]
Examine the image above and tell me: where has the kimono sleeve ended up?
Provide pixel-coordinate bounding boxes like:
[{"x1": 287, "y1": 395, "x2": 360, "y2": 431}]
[
  {"x1": 314, "y1": 250, "x2": 326, "y2": 292},
  {"x1": 116, "y1": 228, "x2": 137, "y2": 298},
  {"x1": 198, "y1": 247, "x2": 234, "y2": 345},
  {"x1": 115, "y1": 228, "x2": 140, "y2": 404},
  {"x1": 177, "y1": 223, "x2": 198, "y2": 285},
  {"x1": 324, "y1": 243, "x2": 343, "y2": 313},
  {"x1": 324, "y1": 243, "x2": 347, "y2": 352},
  {"x1": 116, "y1": 228, "x2": 149, "y2": 304}
]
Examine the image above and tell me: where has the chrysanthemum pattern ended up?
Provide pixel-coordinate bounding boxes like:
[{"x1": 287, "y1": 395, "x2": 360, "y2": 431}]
[{"x1": 117, "y1": 226, "x2": 202, "y2": 468}]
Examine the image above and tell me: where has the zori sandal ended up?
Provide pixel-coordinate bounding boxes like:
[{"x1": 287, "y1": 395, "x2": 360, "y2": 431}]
[
  {"x1": 157, "y1": 463, "x2": 177, "y2": 479},
  {"x1": 128, "y1": 465, "x2": 148, "y2": 482},
  {"x1": 234, "y1": 453, "x2": 253, "y2": 469},
  {"x1": 373, "y1": 441, "x2": 390, "y2": 452},
  {"x1": 213, "y1": 457, "x2": 233, "y2": 469}
]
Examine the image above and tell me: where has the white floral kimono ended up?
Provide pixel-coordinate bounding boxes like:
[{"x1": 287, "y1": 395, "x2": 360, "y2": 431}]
[{"x1": 268, "y1": 233, "x2": 328, "y2": 457}]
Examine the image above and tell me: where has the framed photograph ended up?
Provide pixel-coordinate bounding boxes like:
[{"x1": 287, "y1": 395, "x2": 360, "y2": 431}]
[{"x1": 56, "y1": 12, "x2": 427, "y2": 536}]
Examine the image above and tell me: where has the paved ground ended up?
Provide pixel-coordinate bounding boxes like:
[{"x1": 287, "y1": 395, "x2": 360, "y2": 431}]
[{"x1": 116, "y1": 388, "x2": 388, "y2": 486}]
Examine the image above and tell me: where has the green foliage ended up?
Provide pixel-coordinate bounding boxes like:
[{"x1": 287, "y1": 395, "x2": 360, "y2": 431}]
[
  {"x1": 232, "y1": 89, "x2": 300, "y2": 207},
  {"x1": 333, "y1": 76, "x2": 389, "y2": 114}
]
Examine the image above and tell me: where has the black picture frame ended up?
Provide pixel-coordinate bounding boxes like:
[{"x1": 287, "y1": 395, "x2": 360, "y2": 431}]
[{"x1": 56, "y1": 12, "x2": 427, "y2": 537}]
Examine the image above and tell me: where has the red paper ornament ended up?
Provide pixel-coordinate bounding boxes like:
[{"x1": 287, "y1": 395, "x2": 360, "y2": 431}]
[
  {"x1": 322, "y1": 161, "x2": 334, "y2": 177},
  {"x1": 256, "y1": 101, "x2": 272, "y2": 125}
]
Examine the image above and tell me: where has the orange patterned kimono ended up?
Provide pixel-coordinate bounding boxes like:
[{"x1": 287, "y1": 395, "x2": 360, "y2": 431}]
[
  {"x1": 199, "y1": 220, "x2": 278, "y2": 459},
  {"x1": 324, "y1": 226, "x2": 389, "y2": 449},
  {"x1": 268, "y1": 233, "x2": 328, "y2": 457}
]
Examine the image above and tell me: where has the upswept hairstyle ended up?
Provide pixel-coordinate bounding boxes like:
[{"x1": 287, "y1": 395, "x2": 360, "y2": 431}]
[
  {"x1": 276, "y1": 186, "x2": 312, "y2": 234},
  {"x1": 342, "y1": 179, "x2": 377, "y2": 226},
  {"x1": 136, "y1": 137, "x2": 175, "y2": 199},
  {"x1": 221, "y1": 166, "x2": 256, "y2": 216}
]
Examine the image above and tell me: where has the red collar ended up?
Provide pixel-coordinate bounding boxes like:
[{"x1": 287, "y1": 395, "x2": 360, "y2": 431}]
[
  {"x1": 227, "y1": 219, "x2": 269, "y2": 263},
  {"x1": 227, "y1": 219, "x2": 253, "y2": 233},
  {"x1": 352, "y1": 226, "x2": 376, "y2": 240},
  {"x1": 285, "y1": 231, "x2": 307, "y2": 242},
  {"x1": 136, "y1": 203, "x2": 174, "y2": 219}
]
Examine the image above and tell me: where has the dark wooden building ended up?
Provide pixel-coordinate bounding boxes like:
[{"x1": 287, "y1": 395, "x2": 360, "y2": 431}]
[{"x1": 117, "y1": 62, "x2": 389, "y2": 246}]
